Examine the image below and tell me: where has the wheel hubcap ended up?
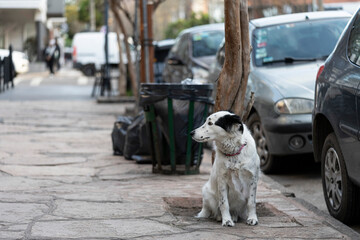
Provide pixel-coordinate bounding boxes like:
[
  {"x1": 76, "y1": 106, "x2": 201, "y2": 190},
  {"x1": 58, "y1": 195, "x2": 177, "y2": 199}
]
[
  {"x1": 251, "y1": 122, "x2": 269, "y2": 166},
  {"x1": 324, "y1": 147, "x2": 342, "y2": 211}
]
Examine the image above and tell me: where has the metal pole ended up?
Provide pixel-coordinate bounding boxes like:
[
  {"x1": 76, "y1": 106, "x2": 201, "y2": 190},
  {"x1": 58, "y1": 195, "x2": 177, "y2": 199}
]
[
  {"x1": 102, "y1": 0, "x2": 111, "y2": 96},
  {"x1": 134, "y1": 0, "x2": 141, "y2": 99},
  {"x1": 147, "y1": 2, "x2": 154, "y2": 83},
  {"x1": 142, "y1": 0, "x2": 150, "y2": 83},
  {"x1": 90, "y1": 0, "x2": 96, "y2": 31}
]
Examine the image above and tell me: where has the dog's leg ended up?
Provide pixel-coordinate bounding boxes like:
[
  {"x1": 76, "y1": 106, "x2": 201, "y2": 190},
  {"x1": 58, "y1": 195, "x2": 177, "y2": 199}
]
[
  {"x1": 218, "y1": 179, "x2": 234, "y2": 227},
  {"x1": 246, "y1": 180, "x2": 258, "y2": 226},
  {"x1": 231, "y1": 214, "x2": 238, "y2": 223},
  {"x1": 196, "y1": 207, "x2": 210, "y2": 218},
  {"x1": 196, "y1": 183, "x2": 213, "y2": 219}
]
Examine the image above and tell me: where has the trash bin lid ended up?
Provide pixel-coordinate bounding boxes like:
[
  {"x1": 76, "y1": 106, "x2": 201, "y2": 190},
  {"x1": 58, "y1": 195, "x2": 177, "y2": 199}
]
[{"x1": 140, "y1": 83, "x2": 214, "y2": 105}]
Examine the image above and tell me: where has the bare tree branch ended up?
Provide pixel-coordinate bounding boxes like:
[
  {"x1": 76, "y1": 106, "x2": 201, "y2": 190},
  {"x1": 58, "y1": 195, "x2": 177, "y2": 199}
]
[
  {"x1": 152, "y1": 0, "x2": 167, "y2": 11},
  {"x1": 242, "y1": 92, "x2": 255, "y2": 122}
]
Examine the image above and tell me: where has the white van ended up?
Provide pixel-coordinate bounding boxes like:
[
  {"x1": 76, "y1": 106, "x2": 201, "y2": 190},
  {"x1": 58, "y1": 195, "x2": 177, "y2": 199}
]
[{"x1": 72, "y1": 32, "x2": 134, "y2": 76}]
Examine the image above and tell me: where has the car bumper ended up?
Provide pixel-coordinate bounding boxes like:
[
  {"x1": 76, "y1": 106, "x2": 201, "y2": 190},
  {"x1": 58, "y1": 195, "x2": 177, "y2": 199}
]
[
  {"x1": 263, "y1": 114, "x2": 313, "y2": 155},
  {"x1": 14, "y1": 59, "x2": 29, "y2": 74}
]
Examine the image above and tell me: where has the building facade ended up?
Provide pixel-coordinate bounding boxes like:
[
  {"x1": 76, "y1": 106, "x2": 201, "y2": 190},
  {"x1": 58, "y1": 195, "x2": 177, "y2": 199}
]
[{"x1": 0, "y1": 0, "x2": 65, "y2": 61}]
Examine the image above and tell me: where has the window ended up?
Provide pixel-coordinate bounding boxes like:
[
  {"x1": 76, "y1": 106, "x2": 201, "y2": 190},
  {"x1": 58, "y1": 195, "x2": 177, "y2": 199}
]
[
  {"x1": 177, "y1": 35, "x2": 188, "y2": 61},
  {"x1": 192, "y1": 30, "x2": 224, "y2": 58},
  {"x1": 348, "y1": 11, "x2": 360, "y2": 66},
  {"x1": 169, "y1": 34, "x2": 188, "y2": 61},
  {"x1": 253, "y1": 18, "x2": 349, "y2": 67},
  {"x1": 0, "y1": 26, "x2": 4, "y2": 49}
]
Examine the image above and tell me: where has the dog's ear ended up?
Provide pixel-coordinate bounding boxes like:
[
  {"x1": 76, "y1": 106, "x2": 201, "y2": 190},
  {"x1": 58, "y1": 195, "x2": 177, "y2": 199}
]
[{"x1": 215, "y1": 114, "x2": 244, "y2": 133}]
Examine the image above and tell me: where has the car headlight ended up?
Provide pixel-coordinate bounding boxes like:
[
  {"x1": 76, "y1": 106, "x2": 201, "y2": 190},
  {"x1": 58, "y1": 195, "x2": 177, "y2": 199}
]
[
  {"x1": 192, "y1": 66, "x2": 209, "y2": 81},
  {"x1": 274, "y1": 98, "x2": 314, "y2": 114}
]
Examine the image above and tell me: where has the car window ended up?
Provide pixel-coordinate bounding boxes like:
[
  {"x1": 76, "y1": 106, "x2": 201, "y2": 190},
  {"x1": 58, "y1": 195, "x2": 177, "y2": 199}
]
[
  {"x1": 348, "y1": 11, "x2": 360, "y2": 66},
  {"x1": 177, "y1": 35, "x2": 189, "y2": 60},
  {"x1": 192, "y1": 30, "x2": 224, "y2": 58},
  {"x1": 169, "y1": 34, "x2": 187, "y2": 60},
  {"x1": 253, "y1": 18, "x2": 349, "y2": 67}
]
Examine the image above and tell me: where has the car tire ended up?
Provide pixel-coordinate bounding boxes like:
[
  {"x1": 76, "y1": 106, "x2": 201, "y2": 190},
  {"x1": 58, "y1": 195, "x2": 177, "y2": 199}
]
[
  {"x1": 247, "y1": 113, "x2": 276, "y2": 173},
  {"x1": 321, "y1": 132, "x2": 360, "y2": 223},
  {"x1": 82, "y1": 64, "x2": 95, "y2": 76}
]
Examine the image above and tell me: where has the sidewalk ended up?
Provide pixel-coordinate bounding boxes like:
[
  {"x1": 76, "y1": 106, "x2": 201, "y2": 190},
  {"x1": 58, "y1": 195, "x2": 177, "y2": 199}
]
[{"x1": 0, "y1": 100, "x2": 359, "y2": 239}]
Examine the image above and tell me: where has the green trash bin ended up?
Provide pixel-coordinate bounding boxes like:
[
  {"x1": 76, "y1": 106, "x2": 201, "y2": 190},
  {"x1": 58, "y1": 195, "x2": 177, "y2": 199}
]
[{"x1": 140, "y1": 83, "x2": 214, "y2": 174}]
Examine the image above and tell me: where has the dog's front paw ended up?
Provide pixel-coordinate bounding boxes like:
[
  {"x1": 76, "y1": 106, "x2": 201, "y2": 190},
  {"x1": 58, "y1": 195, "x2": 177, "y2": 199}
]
[
  {"x1": 222, "y1": 218, "x2": 234, "y2": 227},
  {"x1": 246, "y1": 217, "x2": 258, "y2": 226}
]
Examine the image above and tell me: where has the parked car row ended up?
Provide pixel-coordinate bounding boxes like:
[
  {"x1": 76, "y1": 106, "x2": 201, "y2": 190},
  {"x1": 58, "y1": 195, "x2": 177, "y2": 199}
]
[{"x1": 161, "y1": 8, "x2": 360, "y2": 223}]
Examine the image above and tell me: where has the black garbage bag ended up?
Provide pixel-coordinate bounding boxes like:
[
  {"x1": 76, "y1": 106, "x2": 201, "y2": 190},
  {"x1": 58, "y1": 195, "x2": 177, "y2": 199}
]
[
  {"x1": 111, "y1": 116, "x2": 133, "y2": 156},
  {"x1": 123, "y1": 111, "x2": 151, "y2": 160}
]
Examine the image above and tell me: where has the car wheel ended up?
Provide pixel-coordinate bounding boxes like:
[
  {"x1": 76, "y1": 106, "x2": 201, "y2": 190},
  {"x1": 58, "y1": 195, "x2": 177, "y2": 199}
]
[
  {"x1": 82, "y1": 64, "x2": 95, "y2": 76},
  {"x1": 247, "y1": 113, "x2": 276, "y2": 173},
  {"x1": 321, "y1": 133, "x2": 360, "y2": 223}
]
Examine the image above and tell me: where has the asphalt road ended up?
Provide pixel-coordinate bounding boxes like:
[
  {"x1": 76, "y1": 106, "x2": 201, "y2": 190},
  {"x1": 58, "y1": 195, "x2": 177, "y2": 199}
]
[
  {"x1": 267, "y1": 154, "x2": 360, "y2": 234},
  {"x1": 0, "y1": 68, "x2": 95, "y2": 101}
]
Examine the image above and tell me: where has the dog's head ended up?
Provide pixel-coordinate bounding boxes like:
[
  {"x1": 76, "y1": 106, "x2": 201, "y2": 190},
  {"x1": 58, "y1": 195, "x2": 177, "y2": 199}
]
[{"x1": 190, "y1": 111, "x2": 244, "y2": 142}]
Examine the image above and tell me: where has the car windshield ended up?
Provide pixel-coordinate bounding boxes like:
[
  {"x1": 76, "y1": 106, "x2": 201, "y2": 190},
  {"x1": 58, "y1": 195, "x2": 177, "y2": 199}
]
[
  {"x1": 253, "y1": 18, "x2": 349, "y2": 67},
  {"x1": 192, "y1": 30, "x2": 224, "y2": 58}
]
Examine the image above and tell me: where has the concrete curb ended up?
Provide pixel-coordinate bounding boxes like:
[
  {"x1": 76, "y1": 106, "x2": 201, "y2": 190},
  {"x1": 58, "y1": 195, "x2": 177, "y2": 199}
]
[{"x1": 261, "y1": 174, "x2": 360, "y2": 239}]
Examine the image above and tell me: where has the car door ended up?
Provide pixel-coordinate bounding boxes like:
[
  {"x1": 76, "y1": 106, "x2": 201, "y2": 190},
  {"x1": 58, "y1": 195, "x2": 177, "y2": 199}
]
[{"x1": 344, "y1": 10, "x2": 360, "y2": 185}]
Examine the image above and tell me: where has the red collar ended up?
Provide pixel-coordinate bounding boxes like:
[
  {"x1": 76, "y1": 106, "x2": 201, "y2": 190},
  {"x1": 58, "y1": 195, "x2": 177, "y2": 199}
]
[{"x1": 224, "y1": 143, "x2": 247, "y2": 157}]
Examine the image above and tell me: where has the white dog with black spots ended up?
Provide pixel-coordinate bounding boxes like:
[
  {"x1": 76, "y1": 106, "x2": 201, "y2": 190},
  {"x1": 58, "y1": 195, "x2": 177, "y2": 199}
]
[{"x1": 190, "y1": 111, "x2": 260, "y2": 227}]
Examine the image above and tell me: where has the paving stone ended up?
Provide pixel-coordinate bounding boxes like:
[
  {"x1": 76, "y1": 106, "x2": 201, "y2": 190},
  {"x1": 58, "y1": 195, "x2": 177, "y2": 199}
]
[
  {"x1": 0, "y1": 177, "x2": 60, "y2": 191},
  {"x1": 0, "y1": 231, "x2": 25, "y2": 239},
  {"x1": 0, "y1": 192, "x2": 53, "y2": 203},
  {"x1": 0, "y1": 202, "x2": 48, "y2": 223},
  {"x1": 30, "y1": 219, "x2": 184, "y2": 239},
  {"x1": 53, "y1": 200, "x2": 166, "y2": 219},
  {"x1": 0, "y1": 165, "x2": 96, "y2": 177},
  {"x1": 30, "y1": 175, "x2": 93, "y2": 184},
  {"x1": 0, "y1": 155, "x2": 87, "y2": 166},
  {"x1": 140, "y1": 231, "x2": 243, "y2": 240}
]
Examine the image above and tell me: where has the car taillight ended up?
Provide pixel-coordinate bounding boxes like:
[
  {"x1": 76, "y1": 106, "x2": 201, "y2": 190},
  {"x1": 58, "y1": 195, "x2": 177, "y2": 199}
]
[
  {"x1": 316, "y1": 65, "x2": 324, "y2": 82},
  {"x1": 72, "y1": 46, "x2": 77, "y2": 62}
]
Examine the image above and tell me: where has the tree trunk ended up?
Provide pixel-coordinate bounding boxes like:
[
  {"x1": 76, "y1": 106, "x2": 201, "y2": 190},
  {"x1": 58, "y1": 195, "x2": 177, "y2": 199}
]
[
  {"x1": 115, "y1": 27, "x2": 127, "y2": 96},
  {"x1": 212, "y1": 0, "x2": 251, "y2": 164},
  {"x1": 214, "y1": 0, "x2": 250, "y2": 117},
  {"x1": 110, "y1": 0, "x2": 138, "y2": 98}
]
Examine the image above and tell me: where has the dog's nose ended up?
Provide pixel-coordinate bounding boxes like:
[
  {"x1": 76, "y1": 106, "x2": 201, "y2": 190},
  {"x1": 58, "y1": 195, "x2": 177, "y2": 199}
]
[{"x1": 190, "y1": 130, "x2": 195, "y2": 136}]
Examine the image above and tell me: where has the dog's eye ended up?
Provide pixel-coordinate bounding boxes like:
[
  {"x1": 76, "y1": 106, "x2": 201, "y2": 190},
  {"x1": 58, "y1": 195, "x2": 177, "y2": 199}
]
[{"x1": 208, "y1": 122, "x2": 213, "y2": 126}]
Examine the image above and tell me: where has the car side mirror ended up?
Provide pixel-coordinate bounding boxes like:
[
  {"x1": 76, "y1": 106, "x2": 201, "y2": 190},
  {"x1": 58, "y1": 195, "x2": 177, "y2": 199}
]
[{"x1": 167, "y1": 56, "x2": 184, "y2": 66}]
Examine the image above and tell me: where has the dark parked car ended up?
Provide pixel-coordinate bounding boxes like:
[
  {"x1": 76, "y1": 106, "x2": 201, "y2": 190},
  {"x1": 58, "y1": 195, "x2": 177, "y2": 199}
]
[
  {"x1": 153, "y1": 39, "x2": 175, "y2": 83},
  {"x1": 313, "y1": 8, "x2": 360, "y2": 223},
  {"x1": 207, "y1": 11, "x2": 351, "y2": 173},
  {"x1": 163, "y1": 23, "x2": 224, "y2": 83}
]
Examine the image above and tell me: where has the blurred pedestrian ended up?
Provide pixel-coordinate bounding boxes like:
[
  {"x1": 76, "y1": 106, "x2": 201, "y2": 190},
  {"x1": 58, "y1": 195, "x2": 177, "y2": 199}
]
[
  {"x1": 44, "y1": 39, "x2": 56, "y2": 75},
  {"x1": 54, "y1": 38, "x2": 61, "y2": 71}
]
